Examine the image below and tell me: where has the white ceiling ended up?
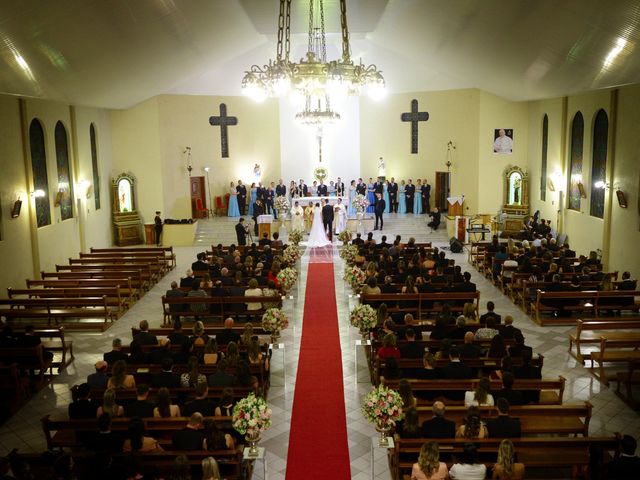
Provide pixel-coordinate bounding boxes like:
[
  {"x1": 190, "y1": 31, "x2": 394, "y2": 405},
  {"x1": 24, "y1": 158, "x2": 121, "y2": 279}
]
[{"x1": 1, "y1": 0, "x2": 639, "y2": 109}]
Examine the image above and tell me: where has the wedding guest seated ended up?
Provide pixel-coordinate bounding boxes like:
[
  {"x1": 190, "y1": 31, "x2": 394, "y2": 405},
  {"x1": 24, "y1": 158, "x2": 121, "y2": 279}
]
[
  {"x1": 188, "y1": 281, "x2": 208, "y2": 315},
  {"x1": 421, "y1": 401, "x2": 456, "y2": 438},
  {"x1": 500, "y1": 315, "x2": 521, "y2": 340},
  {"x1": 514, "y1": 350, "x2": 541, "y2": 403},
  {"x1": 462, "y1": 303, "x2": 479, "y2": 324},
  {"x1": 123, "y1": 417, "x2": 163, "y2": 453},
  {"x1": 456, "y1": 405, "x2": 488, "y2": 439},
  {"x1": 87, "y1": 360, "x2": 109, "y2": 390},
  {"x1": 207, "y1": 359, "x2": 236, "y2": 387},
  {"x1": 619, "y1": 271, "x2": 637, "y2": 290},
  {"x1": 487, "y1": 334, "x2": 507, "y2": 359},
  {"x1": 458, "y1": 271, "x2": 477, "y2": 292},
  {"x1": 149, "y1": 338, "x2": 174, "y2": 364},
  {"x1": 475, "y1": 317, "x2": 499, "y2": 341},
  {"x1": 434, "y1": 339, "x2": 453, "y2": 361},
  {"x1": 607, "y1": 434, "x2": 640, "y2": 479},
  {"x1": 479, "y1": 301, "x2": 501, "y2": 324},
  {"x1": 271, "y1": 232, "x2": 283, "y2": 248},
  {"x1": 352, "y1": 233, "x2": 364, "y2": 246},
  {"x1": 133, "y1": 320, "x2": 158, "y2": 346},
  {"x1": 68, "y1": 383, "x2": 98, "y2": 419},
  {"x1": 411, "y1": 441, "x2": 449, "y2": 480},
  {"x1": 460, "y1": 332, "x2": 482, "y2": 359},
  {"x1": 361, "y1": 277, "x2": 382, "y2": 295},
  {"x1": 181, "y1": 356, "x2": 207, "y2": 388},
  {"x1": 180, "y1": 269, "x2": 195, "y2": 288},
  {"x1": 172, "y1": 413, "x2": 205, "y2": 451},
  {"x1": 189, "y1": 320, "x2": 210, "y2": 347},
  {"x1": 378, "y1": 333, "x2": 401, "y2": 360},
  {"x1": 216, "y1": 317, "x2": 241, "y2": 346},
  {"x1": 494, "y1": 372, "x2": 524, "y2": 406},
  {"x1": 225, "y1": 341, "x2": 240, "y2": 368},
  {"x1": 152, "y1": 357, "x2": 181, "y2": 388},
  {"x1": 202, "y1": 338, "x2": 222, "y2": 365},
  {"x1": 124, "y1": 384, "x2": 154, "y2": 418},
  {"x1": 493, "y1": 439, "x2": 525, "y2": 480},
  {"x1": 380, "y1": 357, "x2": 402, "y2": 381},
  {"x1": 104, "y1": 338, "x2": 128, "y2": 365},
  {"x1": 508, "y1": 331, "x2": 532, "y2": 358},
  {"x1": 441, "y1": 348, "x2": 472, "y2": 400},
  {"x1": 487, "y1": 398, "x2": 521, "y2": 438},
  {"x1": 107, "y1": 360, "x2": 136, "y2": 390},
  {"x1": 395, "y1": 407, "x2": 421, "y2": 439},
  {"x1": 203, "y1": 418, "x2": 235, "y2": 450},
  {"x1": 215, "y1": 387, "x2": 236, "y2": 416},
  {"x1": 415, "y1": 353, "x2": 440, "y2": 380},
  {"x1": 258, "y1": 232, "x2": 271, "y2": 247},
  {"x1": 97, "y1": 388, "x2": 124, "y2": 418},
  {"x1": 153, "y1": 387, "x2": 181, "y2": 418},
  {"x1": 429, "y1": 317, "x2": 449, "y2": 341},
  {"x1": 192, "y1": 252, "x2": 209, "y2": 271},
  {"x1": 399, "y1": 379, "x2": 418, "y2": 410},
  {"x1": 465, "y1": 377, "x2": 494, "y2": 407},
  {"x1": 86, "y1": 413, "x2": 124, "y2": 453},
  {"x1": 244, "y1": 278, "x2": 263, "y2": 314},
  {"x1": 449, "y1": 316, "x2": 467, "y2": 340},
  {"x1": 183, "y1": 383, "x2": 216, "y2": 417},
  {"x1": 128, "y1": 340, "x2": 148, "y2": 365},
  {"x1": 449, "y1": 443, "x2": 486, "y2": 480},
  {"x1": 400, "y1": 328, "x2": 424, "y2": 359}
]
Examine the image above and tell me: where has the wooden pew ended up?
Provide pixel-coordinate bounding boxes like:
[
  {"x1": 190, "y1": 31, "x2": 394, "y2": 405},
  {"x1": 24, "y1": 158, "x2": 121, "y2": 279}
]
[
  {"x1": 79, "y1": 251, "x2": 172, "y2": 273},
  {"x1": 90, "y1": 245, "x2": 176, "y2": 269},
  {"x1": 42, "y1": 270, "x2": 147, "y2": 293},
  {"x1": 8, "y1": 326, "x2": 74, "y2": 369},
  {"x1": 569, "y1": 317, "x2": 640, "y2": 362},
  {"x1": 0, "y1": 363, "x2": 29, "y2": 405},
  {"x1": 530, "y1": 290, "x2": 598, "y2": 325},
  {"x1": 69, "y1": 256, "x2": 165, "y2": 279},
  {"x1": 0, "y1": 296, "x2": 113, "y2": 329},
  {"x1": 590, "y1": 336, "x2": 640, "y2": 385},
  {"x1": 131, "y1": 325, "x2": 270, "y2": 339},
  {"x1": 55, "y1": 264, "x2": 154, "y2": 290},
  {"x1": 8, "y1": 286, "x2": 127, "y2": 313},
  {"x1": 360, "y1": 291, "x2": 480, "y2": 319},
  {"x1": 27, "y1": 278, "x2": 138, "y2": 304},
  {"x1": 0, "y1": 344, "x2": 53, "y2": 381},
  {"x1": 161, "y1": 294, "x2": 283, "y2": 324},
  {"x1": 595, "y1": 290, "x2": 640, "y2": 315}
]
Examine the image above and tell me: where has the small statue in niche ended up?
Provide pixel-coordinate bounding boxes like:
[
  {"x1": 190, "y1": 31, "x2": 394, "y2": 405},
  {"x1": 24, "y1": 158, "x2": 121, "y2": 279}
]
[
  {"x1": 253, "y1": 163, "x2": 261, "y2": 182},
  {"x1": 378, "y1": 157, "x2": 386, "y2": 177}
]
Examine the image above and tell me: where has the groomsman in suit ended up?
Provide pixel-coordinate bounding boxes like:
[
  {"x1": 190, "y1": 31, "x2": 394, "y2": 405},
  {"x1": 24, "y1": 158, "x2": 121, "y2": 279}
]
[
  {"x1": 321, "y1": 199, "x2": 334, "y2": 240},
  {"x1": 299, "y1": 179, "x2": 308, "y2": 197},
  {"x1": 374, "y1": 179, "x2": 384, "y2": 195},
  {"x1": 252, "y1": 199, "x2": 263, "y2": 235},
  {"x1": 356, "y1": 178, "x2": 367, "y2": 196},
  {"x1": 256, "y1": 182, "x2": 266, "y2": 203},
  {"x1": 405, "y1": 179, "x2": 415, "y2": 213},
  {"x1": 236, "y1": 180, "x2": 247, "y2": 215},
  {"x1": 317, "y1": 180, "x2": 328, "y2": 196},
  {"x1": 374, "y1": 193, "x2": 386, "y2": 231},
  {"x1": 266, "y1": 182, "x2": 276, "y2": 219},
  {"x1": 335, "y1": 177, "x2": 345, "y2": 196},
  {"x1": 275, "y1": 179, "x2": 286, "y2": 198},
  {"x1": 421, "y1": 180, "x2": 431, "y2": 214},
  {"x1": 388, "y1": 177, "x2": 398, "y2": 213}
]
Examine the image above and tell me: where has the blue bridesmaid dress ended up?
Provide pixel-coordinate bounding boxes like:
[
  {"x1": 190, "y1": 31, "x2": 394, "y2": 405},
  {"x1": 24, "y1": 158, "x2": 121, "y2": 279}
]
[
  {"x1": 348, "y1": 187, "x2": 356, "y2": 216},
  {"x1": 227, "y1": 190, "x2": 240, "y2": 217},
  {"x1": 413, "y1": 187, "x2": 422, "y2": 214},
  {"x1": 383, "y1": 183, "x2": 390, "y2": 214},
  {"x1": 398, "y1": 186, "x2": 406, "y2": 214},
  {"x1": 366, "y1": 183, "x2": 375, "y2": 213},
  {"x1": 248, "y1": 187, "x2": 257, "y2": 216}
]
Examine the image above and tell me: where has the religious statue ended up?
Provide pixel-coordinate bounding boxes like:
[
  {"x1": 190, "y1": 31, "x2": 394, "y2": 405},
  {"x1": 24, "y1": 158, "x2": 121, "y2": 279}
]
[
  {"x1": 253, "y1": 163, "x2": 261, "y2": 181},
  {"x1": 378, "y1": 157, "x2": 386, "y2": 177}
]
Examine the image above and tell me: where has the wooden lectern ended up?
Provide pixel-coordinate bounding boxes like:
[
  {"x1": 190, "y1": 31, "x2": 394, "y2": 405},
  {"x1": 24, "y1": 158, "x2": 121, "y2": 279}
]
[
  {"x1": 257, "y1": 214, "x2": 273, "y2": 239},
  {"x1": 447, "y1": 196, "x2": 464, "y2": 216}
]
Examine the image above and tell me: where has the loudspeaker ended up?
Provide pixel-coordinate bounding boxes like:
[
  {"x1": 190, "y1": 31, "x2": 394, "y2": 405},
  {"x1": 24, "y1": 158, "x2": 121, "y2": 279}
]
[{"x1": 449, "y1": 237, "x2": 463, "y2": 253}]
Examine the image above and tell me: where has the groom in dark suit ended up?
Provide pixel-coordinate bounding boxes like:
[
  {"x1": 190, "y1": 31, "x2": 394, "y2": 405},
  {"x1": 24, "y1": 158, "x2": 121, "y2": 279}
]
[
  {"x1": 321, "y1": 199, "x2": 334, "y2": 241},
  {"x1": 374, "y1": 193, "x2": 386, "y2": 231}
]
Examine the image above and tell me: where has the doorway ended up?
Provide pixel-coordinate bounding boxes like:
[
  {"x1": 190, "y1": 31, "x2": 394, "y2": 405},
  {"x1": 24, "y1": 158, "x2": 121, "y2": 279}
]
[
  {"x1": 434, "y1": 172, "x2": 450, "y2": 213},
  {"x1": 190, "y1": 176, "x2": 206, "y2": 218}
]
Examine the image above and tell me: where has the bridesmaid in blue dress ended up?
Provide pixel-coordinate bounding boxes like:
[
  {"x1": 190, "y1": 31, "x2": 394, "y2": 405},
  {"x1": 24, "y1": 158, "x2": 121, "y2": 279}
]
[
  {"x1": 366, "y1": 178, "x2": 375, "y2": 213},
  {"x1": 413, "y1": 179, "x2": 423, "y2": 215},
  {"x1": 227, "y1": 181, "x2": 240, "y2": 217},
  {"x1": 348, "y1": 180, "x2": 357, "y2": 216},
  {"x1": 383, "y1": 181, "x2": 391, "y2": 214},
  {"x1": 248, "y1": 182, "x2": 257, "y2": 217},
  {"x1": 398, "y1": 180, "x2": 407, "y2": 214}
]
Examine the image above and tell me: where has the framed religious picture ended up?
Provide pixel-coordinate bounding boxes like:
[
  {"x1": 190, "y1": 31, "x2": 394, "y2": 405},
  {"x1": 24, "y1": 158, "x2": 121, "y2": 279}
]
[
  {"x1": 493, "y1": 128, "x2": 514, "y2": 154},
  {"x1": 616, "y1": 189, "x2": 628, "y2": 208}
]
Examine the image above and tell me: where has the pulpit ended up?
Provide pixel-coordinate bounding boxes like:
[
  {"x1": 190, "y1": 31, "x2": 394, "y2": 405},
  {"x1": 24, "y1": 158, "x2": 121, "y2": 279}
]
[
  {"x1": 447, "y1": 196, "x2": 465, "y2": 216},
  {"x1": 258, "y1": 214, "x2": 273, "y2": 239}
]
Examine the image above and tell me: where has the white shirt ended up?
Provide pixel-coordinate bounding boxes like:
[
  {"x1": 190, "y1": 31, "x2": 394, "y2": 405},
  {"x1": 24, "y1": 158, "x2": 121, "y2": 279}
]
[
  {"x1": 493, "y1": 135, "x2": 513, "y2": 153},
  {"x1": 464, "y1": 391, "x2": 495, "y2": 407},
  {"x1": 449, "y1": 463, "x2": 487, "y2": 480}
]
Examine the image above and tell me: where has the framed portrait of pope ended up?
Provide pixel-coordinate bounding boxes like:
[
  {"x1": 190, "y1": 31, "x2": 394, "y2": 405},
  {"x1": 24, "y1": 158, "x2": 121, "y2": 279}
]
[{"x1": 493, "y1": 128, "x2": 514, "y2": 154}]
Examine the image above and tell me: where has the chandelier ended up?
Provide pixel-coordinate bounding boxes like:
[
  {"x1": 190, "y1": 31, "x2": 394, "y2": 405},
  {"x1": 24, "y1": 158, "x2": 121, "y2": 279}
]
[{"x1": 241, "y1": 0, "x2": 385, "y2": 124}]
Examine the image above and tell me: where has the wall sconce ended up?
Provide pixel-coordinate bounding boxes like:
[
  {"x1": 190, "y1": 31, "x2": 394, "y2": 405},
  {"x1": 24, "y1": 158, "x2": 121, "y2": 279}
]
[
  {"x1": 616, "y1": 189, "x2": 628, "y2": 208},
  {"x1": 30, "y1": 189, "x2": 45, "y2": 198},
  {"x1": 577, "y1": 182, "x2": 587, "y2": 198},
  {"x1": 184, "y1": 147, "x2": 193, "y2": 176},
  {"x1": 11, "y1": 198, "x2": 22, "y2": 218},
  {"x1": 548, "y1": 177, "x2": 555, "y2": 192}
]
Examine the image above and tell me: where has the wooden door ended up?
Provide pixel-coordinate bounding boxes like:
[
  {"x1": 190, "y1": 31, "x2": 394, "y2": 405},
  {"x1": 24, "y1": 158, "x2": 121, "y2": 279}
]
[
  {"x1": 434, "y1": 172, "x2": 450, "y2": 213},
  {"x1": 190, "y1": 176, "x2": 206, "y2": 218}
]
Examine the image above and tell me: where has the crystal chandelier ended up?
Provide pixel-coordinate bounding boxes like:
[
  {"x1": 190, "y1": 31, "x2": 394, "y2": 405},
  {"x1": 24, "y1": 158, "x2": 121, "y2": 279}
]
[{"x1": 241, "y1": 0, "x2": 385, "y2": 123}]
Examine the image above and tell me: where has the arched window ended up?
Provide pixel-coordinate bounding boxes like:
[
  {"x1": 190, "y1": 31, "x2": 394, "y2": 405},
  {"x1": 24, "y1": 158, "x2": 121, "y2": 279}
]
[
  {"x1": 29, "y1": 119, "x2": 51, "y2": 227},
  {"x1": 540, "y1": 114, "x2": 548, "y2": 201},
  {"x1": 90, "y1": 124, "x2": 101, "y2": 210},
  {"x1": 568, "y1": 111, "x2": 584, "y2": 211},
  {"x1": 590, "y1": 109, "x2": 608, "y2": 218},
  {"x1": 55, "y1": 121, "x2": 74, "y2": 220}
]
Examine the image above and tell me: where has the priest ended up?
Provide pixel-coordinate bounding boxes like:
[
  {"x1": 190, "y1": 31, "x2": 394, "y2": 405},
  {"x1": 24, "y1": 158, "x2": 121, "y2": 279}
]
[
  {"x1": 334, "y1": 198, "x2": 347, "y2": 235},
  {"x1": 291, "y1": 201, "x2": 304, "y2": 231}
]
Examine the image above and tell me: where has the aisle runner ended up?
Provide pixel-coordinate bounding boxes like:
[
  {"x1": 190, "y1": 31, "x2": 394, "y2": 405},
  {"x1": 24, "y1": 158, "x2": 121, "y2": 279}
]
[{"x1": 285, "y1": 252, "x2": 351, "y2": 479}]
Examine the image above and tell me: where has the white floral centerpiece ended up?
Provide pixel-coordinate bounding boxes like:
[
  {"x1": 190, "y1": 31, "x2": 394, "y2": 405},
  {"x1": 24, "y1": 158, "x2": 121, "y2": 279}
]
[
  {"x1": 337, "y1": 229, "x2": 352, "y2": 245},
  {"x1": 288, "y1": 229, "x2": 304, "y2": 246},
  {"x1": 274, "y1": 195, "x2": 289, "y2": 213},
  {"x1": 282, "y1": 244, "x2": 301, "y2": 265},
  {"x1": 343, "y1": 265, "x2": 366, "y2": 291},
  {"x1": 261, "y1": 307, "x2": 289, "y2": 339},
  {"x1": 362, "y1": 384, "x2": 404, "y2": 446},
  {"x1": 277, "y1": 267, "x2": 298, "y2": 293},
  {"x1": 339, "y1": 244, "x2": 358, "y2": 266},
  {"x1": 353, "y1": 194, "x2": 369, "y2": 213},
  {"x1": 232, "y1": 393, "x2": 272, "y2": 457},
  {"x1": 349, "y1": 304, "x2": 378, "y2": 333}
]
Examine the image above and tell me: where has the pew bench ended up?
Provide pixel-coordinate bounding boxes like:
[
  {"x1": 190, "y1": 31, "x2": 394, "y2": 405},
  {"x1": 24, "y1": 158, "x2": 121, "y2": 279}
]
[
  {"x1": 80, "y1": 385, "x2": 258, "y2": 405},
  {"x1": 590, "y1": 336, "x2": 640, "y2": 385},
  {"x1": 131, "y1": 325, "x2": 270, "y2": 339},
  {"x1": 41, "y1": 270, "x2": 147, "y2": 293},
  {"x1": 8, "y1": 286, "x2": 127, "y2": 314},
  {"x1": 55, "y1": 264, "x2": 153, "y2": 290},
  {"x1": 8, "y1": 326, "x2": 74, "y2": 369},
  {"x1": 161, "y1": 295, "x2": 283, "y2": 324},
  {"x1": 530, "y1": 290, "x2": 598, "y2": 325},
  {"x1": 569, "y1": 317, "x2": 640, "y2": 363},
  {"x1": 0, "y1": 344, "x2": 53, "y2": 381},
  {"x1": 360, "y1": 292, "x2": 480, "y2": 319},
  {"x1": 26, "y1": 277, "x2": 139, "y2": 304},
  {"x1": 90, "y1": 245, "x2": 176, "y2": 269}
]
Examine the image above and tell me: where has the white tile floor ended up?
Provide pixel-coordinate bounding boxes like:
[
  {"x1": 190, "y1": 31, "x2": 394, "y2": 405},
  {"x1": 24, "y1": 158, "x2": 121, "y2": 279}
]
[{"x1": 1, "y1": 214, "x2": 639, "y2": 479}]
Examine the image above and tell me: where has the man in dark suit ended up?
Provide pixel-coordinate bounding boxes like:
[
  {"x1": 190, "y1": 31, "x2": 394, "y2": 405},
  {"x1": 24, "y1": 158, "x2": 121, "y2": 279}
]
[
  {"x1": 68, "y1": 383, "x2": 98, "y2": 419},
  {"x1": 399, "y1": 329, "x2": 424, "y2": 359},
  {"x1": 275, "y1": 179, "x2": 287, "y2": 198},
  {"x1": 378, "y1": 235, "x2": 391, "y2": 250},
  {"x1": 172, "y1": 413, "x2": 206, "y2": 450},
  {"x1": 421, "y1": 401, "x2": 456, "y2": 438},
  {"x1": 487, "y1": 398, "x2": 522, "y2": 438},
  {"x1": 133, "y1": 320, "x2": 157, "y2": 346},
  {"x1": 124, "y1": 384, "x2": 155, "y2": 418},
  {"x1": 207, "y1": 359, "x2": 236, "y2": 387},
  {"x1": 374, "y1": 193, "x2": 386, "y2": 231},
  {"x1": 335, "y1": 177, "x2": 345, "y2": 196},
  {"x1": 508, "y1": 331, "x2": 533, "y2": 358},
  {"x1": 421, "y1": 181, "x2": 431, "y2": 213},
  {"x1": 494, "y1": 372, "x2": 525, "y2": 406},
  {"x1": 180, "y1": 269, "x2": 195, "y2": 288},
  {"x1": 86, "y1": 413, "x2": 124, "y2": 453},
  {"x1": 299, "y1": 180, "x2": 308, "y2": 197},
  {"x1": 322, "y1": 199, "x2": 334, "y2": 241},
  {"x1": 216, "y1": 318, "x2": 241, "y2": 346},
  {"x1": 500, "y1": 315, "x2": 522, "y2": 340},
  {"x1": 513, "y1": 349, "x2": 541, "y2": 403},
  {"x1": 191, "y1": 252, "x2": 209, "y2": 272},
  {"x1": 252, "y1": 199, "x2": 264, "y2": 236},
  {"x1": 87, "y1": 361, "x2": 109, "y2": 390},
  {"x1": 166, "y1": 281, "x2": 187, "y2": 323},
  {"x1": 373, "y1": 180, "x2": 384, "y2": 195},
  {"x1": 235, "y1": 218, "x2": 247, "y2": 246},
  {"x1": 427, "y1": 208, "x2": 441, "y2": 230},
  {"x1": 388, "y1": 177, "x2": 398, "y2": 213},
  {"x1": 183, "y1": 383, "x2": 216, "y2": 417},
  {"x1": 152, "y1": 357, "x2": 181, "y2": 388},
  {"x1": 459, "y1": 332, "x2": 482, "y2": 359},
  {"x1": 104, "y1": 338, "x2": 128, "y2": 365},
  {"x1": 440, "y1": 347, "x2": 473, "y2": 400},
  {"x1": 405, "y1": 179, "x2": 415, "y2": 213},
  {"x1": 356, "y1": 178, "x2": 367, "y2": 196},
  {"x1": 317, "y1": 180, "x2": 328, "y2": 196},
  {"x1": 236, "y1": 180, "x2": 247, "y2": 215},
  {"x1": 479, "y1": 301, "x2": 501, "y2": 325},
  {"x1": 608, "y1": 434, "x2": 640, "y2": 479}
]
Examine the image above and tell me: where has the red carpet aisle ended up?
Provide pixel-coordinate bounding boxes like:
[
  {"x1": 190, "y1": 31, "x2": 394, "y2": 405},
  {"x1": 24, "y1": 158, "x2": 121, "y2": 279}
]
[{"x1": 285, "y1": 254, "x2": 351, "y2": 479}]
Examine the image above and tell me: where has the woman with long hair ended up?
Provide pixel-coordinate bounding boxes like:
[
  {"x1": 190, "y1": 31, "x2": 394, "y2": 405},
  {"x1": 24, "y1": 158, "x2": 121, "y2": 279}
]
[
  {"x1": 240, "y1": 323, "x2": 254, "y2": 348},
  {"x1": 456, "y1": 406, "x2": 488, "y2": 439},
  {"x1": 96, "y1": 388, "x2": 124, "y2": 418},
  {"x1": 107, "y1": 360, "x2": 135, "y2": 390},
  {"x1": 215, "y1": 387, "x2": 235, "y2": 417},
  {"x1": 261, "y1": 280, "x2": 279, "y2": 308},
  {"x1": 396, "y1": 407, "x2": 422, "y2": 439},
  {"x1": 170, "y1": 454, "x2": 191, "y2": 480},
  {"x1": 449, "y1": 443, "x2": 486, "y2": 479},
  {"x1": 411, "y1": 441, "x2": 448, "y2": 479},
  {"x1": 487, "y1": 334, "x2": 507, "y2": 359},
  {"x1": 493, "y1": 439, "x2": 525, "y2": 479},
  {"x1": 203, "y1": 418, "x2": 234, "y2": 451},
  {"x1": 462, "y1": 302, "x2": 478, "y2": 324},
  {"x1": 203, "y1": 338, "x2": 221, "y2": 365},
  {"x1": 377, "y1": 333, "x2": 400, "y2": 360},
  {"x1": 191, "y1": 320, "x2": 209, "y2": 347},
  {"x1": 225, "y1": 341, "x2": 240, "y2": 367},
  {"x1": 235, "y1": 359, "x2": 252, "y2": 387},
  {"x1": 201, "y1": 456, "x2": 222, "y2": 480},
  {"x1": 180, "y1": 355, "x2": 206, "y2": 387},
  {"x1": 153, "y1": 387, "x2": 181, "y2": 418},
  {"x1": 402, "y1": 275, "x2": 418, "y2": 294},
  {"x1": 123, "y1": 417, "x2": 162, "y2": 453},
  {"x1": 399, "y1": 379, "x2": 417, "y2": 409},
  {"x1": 464, "y1": 377, "x2": 495, "y2": 407}
]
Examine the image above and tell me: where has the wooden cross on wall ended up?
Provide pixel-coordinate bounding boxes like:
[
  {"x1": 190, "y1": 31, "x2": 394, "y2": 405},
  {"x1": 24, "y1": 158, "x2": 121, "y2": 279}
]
[
  {"x1": 401, "y1": 99, "x2": 429, "y2": 154},
  {"x1": 209, "y1": 103, "x2": 238, "y2": 158}
]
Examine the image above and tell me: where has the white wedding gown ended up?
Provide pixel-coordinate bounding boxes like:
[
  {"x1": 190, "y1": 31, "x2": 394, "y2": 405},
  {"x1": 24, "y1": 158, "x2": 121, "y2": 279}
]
[{"x1": 306, "y1": 207, "x2": 332, "y2": 247}]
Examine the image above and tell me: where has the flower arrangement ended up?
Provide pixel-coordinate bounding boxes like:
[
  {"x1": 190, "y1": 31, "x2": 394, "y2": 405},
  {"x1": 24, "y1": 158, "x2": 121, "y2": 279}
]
[
  {"x1": 274, "y1": 195, "x2": 289, "y2": 212},
  {"x1": 261, "y1": 307, "x2": 289, "y2": 336},
  {"x1": 337, "y1": 229, "x2": 352, "y2": 244},
  {"x1": 339, "y1": 244, "x2": 358, "y2": 265},
  {"x1": 349, "y1": 304, "x2": 378, "y2": 333},
  {"x1": 288, "y1": 229, "x2": 304, "y2": 245},
  {"x1": 343, "y1": 265, "x2": 366, "y2": 291},
  {"x1": 352, "y1": 194, "x2": 369, "y2": 213},
  {"x1": 361, "y1": 384, "x2": 404, "y2": 429},
  {"x1": 277, "y1": 267, "x2": 298, "y2": 292},
  {"x1": 232, "y1": 393, "x2": 272, "y2": 436},
  {"x1": 282, "y1": 244, "x2": 301, "y2": 265}
]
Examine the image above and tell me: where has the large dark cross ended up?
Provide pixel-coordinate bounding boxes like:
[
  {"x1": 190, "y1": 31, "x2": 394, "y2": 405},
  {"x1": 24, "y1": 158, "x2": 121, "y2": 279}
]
[
  {"x1": 209, "y1": 103, "x2": 238, "y2": 158},
  {"x1": 401, "y1": 99, "x2": 429, "y2": 154}
]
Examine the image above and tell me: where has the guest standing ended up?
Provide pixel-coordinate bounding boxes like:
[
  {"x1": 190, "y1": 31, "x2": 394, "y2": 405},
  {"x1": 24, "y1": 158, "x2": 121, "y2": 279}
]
[{"x1": 154, "y1": 211, "x2": 163, "y2": 246}]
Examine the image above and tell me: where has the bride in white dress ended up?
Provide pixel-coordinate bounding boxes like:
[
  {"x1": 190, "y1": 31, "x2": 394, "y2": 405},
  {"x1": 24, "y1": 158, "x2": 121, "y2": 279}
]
[{"x1": 306, "y1": 202, "x2": 332, "y2": 248}]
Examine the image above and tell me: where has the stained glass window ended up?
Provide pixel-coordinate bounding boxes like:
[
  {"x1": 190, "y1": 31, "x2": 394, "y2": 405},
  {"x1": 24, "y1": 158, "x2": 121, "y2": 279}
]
[
  {"x1": 540, "y1": 114, "x2": 548, "y2": 201},
  {"x1": 29, "y1": 119, "x2": 51, "y2": 228},
  {"x1": 54, "y1": 121, "x2": 74, "y2": 220},
  {"x1": 568, "y1": 112, "x2": 584, "y2": 211},
  {"x1": 590, "y1": 109, "x2": 608, "y2": 219},
  {"x1": 90, "y1": 124, "x2": 101, "y2": 210}
]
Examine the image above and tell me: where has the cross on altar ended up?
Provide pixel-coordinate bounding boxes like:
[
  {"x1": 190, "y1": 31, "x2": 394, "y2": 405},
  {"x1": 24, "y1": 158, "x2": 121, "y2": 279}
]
[
  {"x1": 209, "y1": 103, "x2": 238, "y2": 158},
  {"x1": 401, "y1": 99, "x2": 429, "y2": 154}
]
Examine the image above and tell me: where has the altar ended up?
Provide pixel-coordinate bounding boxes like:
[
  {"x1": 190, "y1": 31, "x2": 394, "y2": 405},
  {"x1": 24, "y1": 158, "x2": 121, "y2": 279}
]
[{"x1": 292, "y1": 196, "x2": 349, "y2": 207}]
